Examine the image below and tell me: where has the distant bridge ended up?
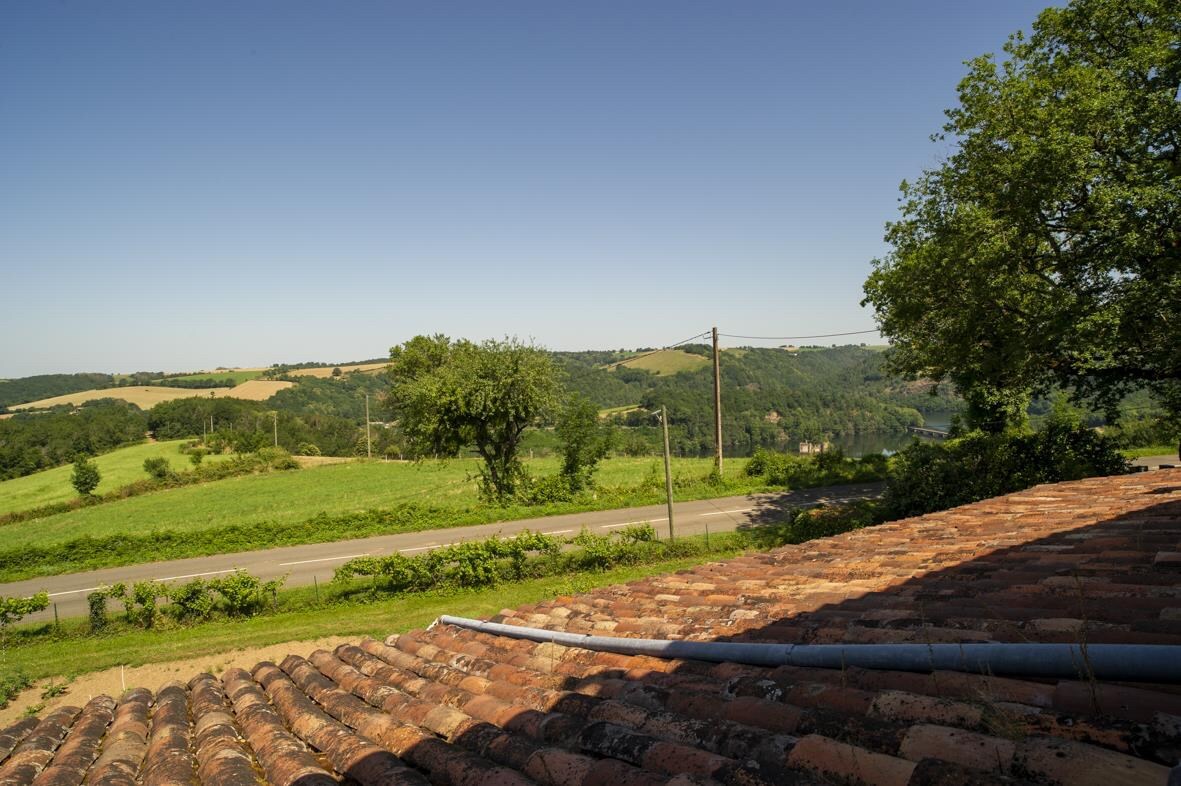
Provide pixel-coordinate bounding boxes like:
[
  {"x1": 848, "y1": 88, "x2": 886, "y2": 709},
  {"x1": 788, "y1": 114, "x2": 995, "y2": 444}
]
[{"x1": 907, "y1": 425, "x2": 950, "y2": 439}]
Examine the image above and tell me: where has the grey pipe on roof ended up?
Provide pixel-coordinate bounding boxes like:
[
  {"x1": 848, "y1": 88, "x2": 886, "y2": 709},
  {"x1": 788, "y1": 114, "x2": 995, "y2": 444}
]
[{"x1": 437, "y1": 615, "x2": 1181, "y2": 684}]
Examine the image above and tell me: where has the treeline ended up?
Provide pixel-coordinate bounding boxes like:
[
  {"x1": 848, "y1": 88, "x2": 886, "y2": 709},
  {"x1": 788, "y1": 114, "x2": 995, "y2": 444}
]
[
  {"x1": 0, "y1": 402, "x2": 146, "y2": 480},
  {"x1": 147, "y1": 379, "x2": 395, "y2": 458},
  {"x1": 0, "y1": 373, "x2": 114, "y2": 410}
]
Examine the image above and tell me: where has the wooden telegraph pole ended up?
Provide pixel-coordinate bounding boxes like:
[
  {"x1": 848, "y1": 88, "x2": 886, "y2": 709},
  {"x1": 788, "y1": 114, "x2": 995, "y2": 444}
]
[
  {"x1": 365, "y1": 394, "x2": 372, "y2": 459},
  {"x1": 661, "y1": 405, "x2": 675, "y2": 541},
  {"x1": 712, "y1": 326, "x2": 723, "y2": 477},
  {"x1": 272, "y1": 412, "x2": 278, "y2": 447}
]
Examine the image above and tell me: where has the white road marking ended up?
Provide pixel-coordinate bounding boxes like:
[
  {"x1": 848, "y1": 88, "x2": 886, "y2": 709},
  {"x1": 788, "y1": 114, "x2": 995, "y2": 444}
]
[
  {"x1": 47, "y1": 567, "x2": 242, "y2": 597},
  {"x1": 543, "y1": 529, "x2": 573, "y2": 535},
  {"x1": 48, "y1": 587, "x2": 101, "y2": 598},
  {"x1": 603, "y1": 518, "x2": 666, "y2": 529},
  {"x1": 399, "y1": 543, "x2": 454, "y2": 553},
  {"x1": 156, "y1": 569, "x2": 239, "y2": 582},
  {"x1": 699, "y1": 508, "x2": 753, "y2": 517},
  {"x1": 279, "y1": 553, "x2": 368, "y2": 567}
]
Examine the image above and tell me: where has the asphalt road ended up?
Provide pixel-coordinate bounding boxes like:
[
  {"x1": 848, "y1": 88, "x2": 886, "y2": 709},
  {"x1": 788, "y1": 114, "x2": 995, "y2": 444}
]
[{"x1": 2, "y1": 482, "x2": 883, "y2": 621}]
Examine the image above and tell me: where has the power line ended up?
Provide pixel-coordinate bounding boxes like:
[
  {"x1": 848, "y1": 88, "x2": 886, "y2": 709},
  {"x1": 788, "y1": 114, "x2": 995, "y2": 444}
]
[{"x1": 718, "y1": 329, "x2": 880, "y2": 341}]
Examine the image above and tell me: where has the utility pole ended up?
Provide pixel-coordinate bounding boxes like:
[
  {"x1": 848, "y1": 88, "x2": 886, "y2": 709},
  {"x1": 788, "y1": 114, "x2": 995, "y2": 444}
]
[
  {"x1": 364, "y1": 393, "x2": 372, "y2": 459},
  {"x1": 661, "y1": 405, "x2": 675, "y2": 541},
  {"x1": 712, "y1": 326, "x2": 723, "y2": 477},
  {"x1": 272, "y1": 411, "x2": 278, "y2": 447}
]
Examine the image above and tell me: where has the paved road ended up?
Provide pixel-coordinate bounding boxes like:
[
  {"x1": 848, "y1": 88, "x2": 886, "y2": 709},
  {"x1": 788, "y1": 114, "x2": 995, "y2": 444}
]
[
  {"x1": 1132, "y1": 454, "x2": 1179, "y2": 469},
  {"x1": 3, "y1": 483, "x2": 883, "y2": 621}
]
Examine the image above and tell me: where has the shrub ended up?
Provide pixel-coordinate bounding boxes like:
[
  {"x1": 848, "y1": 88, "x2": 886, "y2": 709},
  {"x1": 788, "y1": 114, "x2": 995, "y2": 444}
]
[
  {"x1": 743, "y1": 448, "x2": 888, "y2": 488},
  {"x1": 0, "y1": 592, "x2": 49, "y2": 629},
  {"x1": 166, "y1": 579, "x2": 215, "y2": 621},
  {"x1": 209, "y1": 571, "x2": 284, "y2": 616},
  {"x1": 297, "y1": 442, "x2": 321, "y2": 457},
  {"x1": 105, "y1": 581, "x2": 164, "y2": 628},
  {"x1": 188, "y1": 450, "x2": 204, "y2": 467},
  {"x1": 143, "y1": 456, "x2": 172, "y2": 480},
  {"x1": 885, "y1": 422, "x2": 1129, "y2": 518},
  {"x1": 71, "y1": 456, "x2": 101, "y2": 496},
  {"x1": 87, "y1": 591, "x2": 109, "y2": 632}
]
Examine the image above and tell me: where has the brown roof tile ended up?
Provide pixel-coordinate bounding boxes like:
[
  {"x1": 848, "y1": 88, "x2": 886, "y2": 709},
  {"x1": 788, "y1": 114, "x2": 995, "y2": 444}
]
[{"x1": 13, "y1": 470, "x2": 1181, "y2": 785}]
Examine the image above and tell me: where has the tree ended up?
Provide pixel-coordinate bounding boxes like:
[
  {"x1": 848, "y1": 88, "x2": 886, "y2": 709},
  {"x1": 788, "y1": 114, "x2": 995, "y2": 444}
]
[
  {"x1": 556, "y1": 394, "x2": 614, "y2": 492},
  {"x1": 863, "y1": 0, "x2": 1180, "y2": 433},
  {"x1": 331, "y1": 367, "x2": 342, "y2": 377},
  {"x1": 71, "y1": 456, "x2": 101, "y2": 496},
  {"x1": 387, "y1": 335, "x2": 561, "y2": 500}
]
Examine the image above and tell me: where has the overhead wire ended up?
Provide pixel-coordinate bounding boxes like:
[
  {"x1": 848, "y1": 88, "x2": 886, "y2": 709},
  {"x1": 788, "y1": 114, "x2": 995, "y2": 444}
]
[{"x1": 717, "y1": 329, "x2": 880, "y2": 341}]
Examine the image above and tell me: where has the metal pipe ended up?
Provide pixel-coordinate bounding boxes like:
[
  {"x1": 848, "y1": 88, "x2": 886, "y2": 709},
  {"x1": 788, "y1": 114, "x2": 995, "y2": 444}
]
[{"x1": 437, "y1": 615, "x2": 1181, "y2": 683}]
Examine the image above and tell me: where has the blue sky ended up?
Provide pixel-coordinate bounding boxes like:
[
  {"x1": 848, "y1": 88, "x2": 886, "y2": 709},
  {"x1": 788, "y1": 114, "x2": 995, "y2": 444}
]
[{"x1": 1, "y1": 1, "x2": 1051, "y2": 376}]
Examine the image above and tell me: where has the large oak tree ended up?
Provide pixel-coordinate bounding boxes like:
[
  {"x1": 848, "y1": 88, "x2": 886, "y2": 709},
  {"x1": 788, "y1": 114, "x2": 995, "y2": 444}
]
[{"x1": 863, "y1": 0, "x2": 1180, "y2": 434}]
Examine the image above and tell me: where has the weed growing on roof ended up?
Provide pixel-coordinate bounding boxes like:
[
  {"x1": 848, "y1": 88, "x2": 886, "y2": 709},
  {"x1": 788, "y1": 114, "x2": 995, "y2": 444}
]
[{"x1": 0, "y1": 671, "x2": 31, "y2": 709}]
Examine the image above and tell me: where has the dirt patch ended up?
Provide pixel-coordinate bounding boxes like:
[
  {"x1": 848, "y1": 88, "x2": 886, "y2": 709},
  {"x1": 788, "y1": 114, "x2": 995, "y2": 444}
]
[{"x1": 0, "y1": 634, "x2": 354, "y2": 725}]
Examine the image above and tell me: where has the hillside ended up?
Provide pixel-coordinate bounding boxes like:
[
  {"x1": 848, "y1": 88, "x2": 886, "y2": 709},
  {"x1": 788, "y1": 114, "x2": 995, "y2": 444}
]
[
  {"x1": 558, "y1": 344, "x2": 959, "y2": 453},
  {"x1": 0, "y1": 440, "x2": 232, "y2": 515}
]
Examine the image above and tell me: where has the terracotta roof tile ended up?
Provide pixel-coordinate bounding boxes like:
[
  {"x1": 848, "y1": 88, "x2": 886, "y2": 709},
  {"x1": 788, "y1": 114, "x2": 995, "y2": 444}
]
[{"x1": 13, "y1": 470, "x2": 1181, "y2": 784}]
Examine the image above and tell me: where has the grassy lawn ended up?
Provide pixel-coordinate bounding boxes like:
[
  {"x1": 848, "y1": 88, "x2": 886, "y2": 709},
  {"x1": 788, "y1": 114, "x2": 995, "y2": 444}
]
[
  {"x1": 0, "y1": 456, "x2": 745, "y2": 553},
  {"x1": 0, "y1": 441, "x2": 233, "y2": 516},
  {"x1": 0, "y1": 553, "x2": 722, "y2": 683},
  {"x1": 1121, "y1": 444, "x2": 1178, "y2": 459}
]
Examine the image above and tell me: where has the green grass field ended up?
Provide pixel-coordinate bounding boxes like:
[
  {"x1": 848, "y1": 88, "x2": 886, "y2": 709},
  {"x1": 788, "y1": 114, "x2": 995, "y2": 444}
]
[
  {"x1": 0, "y1": 456, "x2": 731, "y2": 554},
  {"x1": 615, "y1": 349, "x2": 709, "y2": 376},
  {"x1": 1120, "y1": 444, "x2": 1178, "y2": 459},
  {"x1": 0, "y1": 441, "x2": 233, "y2": 516},
  {"x1": 159, "y1": 369, "x2": 265, "y2": 384}
]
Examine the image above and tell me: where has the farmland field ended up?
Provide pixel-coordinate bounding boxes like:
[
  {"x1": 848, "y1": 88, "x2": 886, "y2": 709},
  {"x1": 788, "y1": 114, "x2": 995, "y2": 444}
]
[
  {"x1": 221, "y1": 379, "x2": 294, "y2": 400},
  {"x1": 11, "y1": 380, "x2": 292, "y2": 410},
  {"x1": 616, "y1": 349, "x2": 708, "y2": 376},
  {"x1": 0, "y1": 455, "x2": 726, "y2": 553},
  {"x1": 288, "y1": 362, "x2": 386, "y2": 378},
  {"x1": 160, "y1": 368, "x2": 266, "y2": 384},
  {"x1": 0, "y1": 440, "x2": 234, "y2": 515},
  {"x1": 11, "y1": 386, "x2": 234, "y2": 410}
]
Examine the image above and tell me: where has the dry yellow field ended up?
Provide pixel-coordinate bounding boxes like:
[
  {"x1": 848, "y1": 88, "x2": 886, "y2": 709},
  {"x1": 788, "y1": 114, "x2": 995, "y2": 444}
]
[
  {"x1": 224, "y1": 379, "x2": 294, "y2": 400},
  {"x1": 11, "y1": 386, "x2": 235, "y2": 410},
  {"x1": 288, "y1": 362, "x2": 386, "y2": 378},
  {"x1": 12, "y1": 380, "x2": 293, "y2": 410}
]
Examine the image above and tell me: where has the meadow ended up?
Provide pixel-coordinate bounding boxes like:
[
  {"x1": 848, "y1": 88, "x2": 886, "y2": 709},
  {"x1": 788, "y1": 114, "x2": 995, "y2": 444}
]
[
  {"x1": 160, "y1": 368, "x2": 265, "y2": 384},
  {"x1": 0, "y1": 455, "x2": 737, "y2": 553},
  {"x1": 616, "y1": 349, "x2": 709, "y2": 376},
  {"x1": 0, "y1": 440, "x2": 233, "y2": 515}
]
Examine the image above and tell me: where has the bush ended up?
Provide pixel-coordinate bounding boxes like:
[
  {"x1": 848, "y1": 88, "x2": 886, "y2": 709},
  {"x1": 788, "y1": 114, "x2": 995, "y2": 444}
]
[
  {"x1": 297, "y1": 442, "x2": 321, "y2": 457},
  {"x1": 0, "y1": 592, "x2": 49, "y2": 629},
  {"x1": 209, "y1": 571, "x2": 284, "y2": 616},
  {"x1": 143, "y1": 456, "x2": 172, "y2": 480},
  {"x1": 885, "y1": 422, "x2": 1129, "y2": 518},
  {"x1": 166, "y1": 579, "x2": 215, "y2": 621},
  {"x1": 87, "y1": 591, "x2": 109, "y2": 632},
  {"x1": 743, "y1": 448, "x2": 888, "y2": 488},
  {"x1": 71, "y1": 456, "x2": 101, "y2": 496}
]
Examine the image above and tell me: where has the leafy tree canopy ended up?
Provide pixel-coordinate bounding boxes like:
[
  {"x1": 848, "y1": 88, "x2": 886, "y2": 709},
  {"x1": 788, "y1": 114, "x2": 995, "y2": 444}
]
[
  {"x1": 387, "y1": 335, "x2": 562, "y2": 499},
  {"x1": 863, "y1": 0, "x2": 1180, "y2": 432}
]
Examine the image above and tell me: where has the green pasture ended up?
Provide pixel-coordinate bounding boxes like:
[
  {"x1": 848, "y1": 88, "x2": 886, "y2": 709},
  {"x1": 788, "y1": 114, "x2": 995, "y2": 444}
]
[
  {"x1": 159, "y1": 369, "x2": 264, "y2": 384},
  {"x1": 0, "y1": 441, "x2": 232, "y2": 516},
  {"x1": 0, "y1": 456, "x2": 738, "y2": 553},
  {"x1": 615, "y1": 349, "x2": 708, "y2": 376}
]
